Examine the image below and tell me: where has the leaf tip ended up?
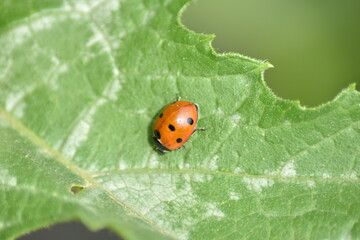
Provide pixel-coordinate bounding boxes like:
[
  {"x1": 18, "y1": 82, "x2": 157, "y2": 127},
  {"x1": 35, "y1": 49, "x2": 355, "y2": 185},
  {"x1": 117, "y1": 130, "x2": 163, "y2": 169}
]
[
  {"x1": 266, "y1": 62, "x2": 274, "y2": 69},
  {"x1": 257, "y1": 61, "x2": 273, "y2": 73},
  {"x1": 349, "y1": 82, "x2": 357, "y2": 90}
]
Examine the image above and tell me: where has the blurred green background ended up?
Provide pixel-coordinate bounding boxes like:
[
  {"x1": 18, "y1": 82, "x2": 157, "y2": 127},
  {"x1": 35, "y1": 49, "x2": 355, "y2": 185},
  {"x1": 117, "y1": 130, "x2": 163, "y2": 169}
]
[{"x1": 182, "y1": 0, "x2": 360, "y2": 107}]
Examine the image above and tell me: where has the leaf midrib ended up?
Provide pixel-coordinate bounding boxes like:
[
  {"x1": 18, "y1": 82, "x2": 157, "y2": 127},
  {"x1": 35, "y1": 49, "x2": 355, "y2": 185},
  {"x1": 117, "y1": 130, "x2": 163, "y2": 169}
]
[
  {"x1": 0, "y1": 108, "x2": 93, "y2": 183},
  {"x1": 91, "y1": 167, "x2": 360, "y2": 183},
  {"x1": 2, "y1": 107, "x2": 359, "y2": 187},
  {"x1": 0, "y1": 108, "x2": 181, "y2": 239}
]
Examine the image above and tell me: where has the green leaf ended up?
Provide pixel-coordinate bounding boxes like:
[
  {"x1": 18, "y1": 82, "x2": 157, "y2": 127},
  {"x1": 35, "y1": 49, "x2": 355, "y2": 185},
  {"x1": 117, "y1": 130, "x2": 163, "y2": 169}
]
[{"x1": 1, "y1": 0, "x2": 360, "y2": 239}]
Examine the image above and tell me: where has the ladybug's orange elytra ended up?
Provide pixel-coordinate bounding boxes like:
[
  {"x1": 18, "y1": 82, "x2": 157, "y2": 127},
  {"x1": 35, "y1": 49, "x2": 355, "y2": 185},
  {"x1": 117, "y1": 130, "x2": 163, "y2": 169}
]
[{"x1": 152, "y1": 100, "x2": 204, "y2": 153}]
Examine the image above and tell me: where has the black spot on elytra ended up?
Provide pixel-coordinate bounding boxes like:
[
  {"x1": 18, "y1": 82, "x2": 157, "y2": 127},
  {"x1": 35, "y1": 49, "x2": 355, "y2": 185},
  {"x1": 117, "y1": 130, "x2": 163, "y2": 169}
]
[
  {"x1": 159, "y1": 113, "x2": 163, "y2": 118},
  {"x1": 154, "y1": 130, "x2": 161, "y2": 139},
  {"x1": 168, "y1": 124, "x2": 175, "y2": 131},
  {"x1": 176, "y1": 138, "x2": 183, "y2": 143},
  {"x1": 187, "y1": 117, "x2": 194, "y2": 125}
]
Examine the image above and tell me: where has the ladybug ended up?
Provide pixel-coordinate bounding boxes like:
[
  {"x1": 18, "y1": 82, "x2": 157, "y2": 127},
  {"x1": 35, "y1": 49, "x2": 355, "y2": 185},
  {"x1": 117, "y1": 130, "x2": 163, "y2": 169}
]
[{"x1": 152, "y1": 97, "x2": 205, "y2": 153}]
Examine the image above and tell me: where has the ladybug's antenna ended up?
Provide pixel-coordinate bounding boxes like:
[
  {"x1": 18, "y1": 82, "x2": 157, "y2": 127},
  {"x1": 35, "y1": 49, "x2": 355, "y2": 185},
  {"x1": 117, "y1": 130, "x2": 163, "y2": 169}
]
[{"x1": 175, "y1": 94, "x2": 181, "y2": 102}]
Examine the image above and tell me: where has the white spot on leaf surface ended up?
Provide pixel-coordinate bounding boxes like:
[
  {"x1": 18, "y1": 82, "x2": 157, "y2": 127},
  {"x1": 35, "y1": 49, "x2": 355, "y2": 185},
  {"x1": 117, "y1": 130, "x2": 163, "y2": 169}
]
[
  {"x1": 105, "y1": 78, "x2": 121, "y2": 101},
  {"x1": 306, "y1": 180, "x2": 315, "y2": 188},
  {"x1": 148, "y1": 153, "x2": 159, "y2": 168},
  {"x1": 73, "y1": 0, "x2": 105, "y2": 13},
  {"x1": 208, "y1": 155, "x2": 219, "y2": 170},
  {"x1": 322, "y1": 173, "x2": 331, "y2": 178},
  {"x1": 30, "y1": 15, "x2": 58, "y2": 32},
  {"x1": 118, "y1": 161, "x2": 127, "y2": 170},
  {"x1": 340, "y1": 172, "x2": 358, "y2": 180},
  {"x1": 205, "y1": 203, "x2": 225, "y2": 218},
  {"x1": 3, "y1": 25, "x2": 31, "y2": 51},
  {"x1": 231, "y1": 114, "x2": 241, "y2": 125},
  {"x1": 192, "y1": 173, "x2": 207, "y2": 183},
  {"x1": 0, "y1": 58, "x2": 12, "y2": 79},
  {"x1": 0, "y1": 169, "x2": 17, "y2": 187},
  {"x1": 349, "y1": 172, "x2": 358, "y2": 179},
  {"x1": 13, "y1": 102, "x2": 26, "y2": 119},
  {"x1": 6, "y1": 91, "x2": 26, "y2": 112},
  {"x1": 229, "y1": 191, "x2": 240, "y2": 200},
  {"x1": 284, "y1": 120, "x2": 291, "y2": 125},
  {"x1": 62, "y1": 98, "x2": 106, "y2": 159},
  {"x1": 243, "y1": 177, "x2": 274, "y2": 193},
  {"x1": 49, "y1": 64, "x2": 68, "y2": 91},
  {"x1": 86, "y1": 32, "x2": 103, "y2": 48},
  {"x1": 280, "y1": 161, "x2": 297, "y2": 177},
  {"x1": 234, "y1": 167, "x2": 242, "y2": 174}
]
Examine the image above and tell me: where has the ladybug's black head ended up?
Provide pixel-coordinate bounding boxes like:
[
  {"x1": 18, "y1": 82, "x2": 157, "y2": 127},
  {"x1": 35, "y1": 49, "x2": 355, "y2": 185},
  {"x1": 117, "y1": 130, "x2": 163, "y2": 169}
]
[{"x1": 153, "y1": 137, "x2": 170, "y2": 154}]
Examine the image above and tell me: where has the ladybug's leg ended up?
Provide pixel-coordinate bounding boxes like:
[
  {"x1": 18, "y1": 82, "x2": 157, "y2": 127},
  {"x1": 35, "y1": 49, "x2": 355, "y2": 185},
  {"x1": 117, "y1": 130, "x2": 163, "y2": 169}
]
[
  {"x1": 155, "y1": 147, "x2": 169, "y2": 154},
  {"x1": 192, "y1": 128, "x2": 206, "y2": 134},
  {"x1": 175, "y1": 94, "x2": 181, "y2": 102}
]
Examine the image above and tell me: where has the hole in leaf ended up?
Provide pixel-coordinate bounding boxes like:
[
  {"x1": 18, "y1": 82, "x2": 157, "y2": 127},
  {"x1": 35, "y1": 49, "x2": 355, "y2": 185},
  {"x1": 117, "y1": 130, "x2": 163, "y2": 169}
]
[{"x1": 70, "y1": 185, "x2": 85, "y2": 195}]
